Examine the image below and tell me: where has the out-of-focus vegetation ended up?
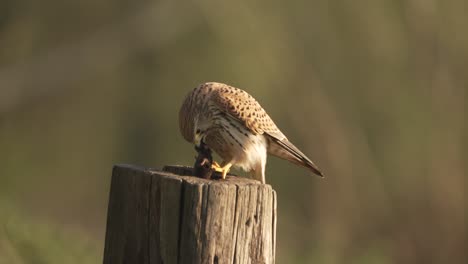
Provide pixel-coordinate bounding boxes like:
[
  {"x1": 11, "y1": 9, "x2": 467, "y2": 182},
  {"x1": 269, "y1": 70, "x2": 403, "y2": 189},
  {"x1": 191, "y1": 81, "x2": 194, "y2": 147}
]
[
  {"x1": 0, "y1": 201, "x2": 100, "y2": 263},
  {"x1": 0, "y1": 0, "x2": 466, "y2": 263}
]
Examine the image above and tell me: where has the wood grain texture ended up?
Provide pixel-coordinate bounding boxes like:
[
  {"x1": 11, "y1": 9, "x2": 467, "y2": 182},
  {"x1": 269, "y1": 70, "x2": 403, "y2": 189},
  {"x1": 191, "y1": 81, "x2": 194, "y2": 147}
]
[{"x1": 103, "y1": 164, "x2": 277, "y2": 264}]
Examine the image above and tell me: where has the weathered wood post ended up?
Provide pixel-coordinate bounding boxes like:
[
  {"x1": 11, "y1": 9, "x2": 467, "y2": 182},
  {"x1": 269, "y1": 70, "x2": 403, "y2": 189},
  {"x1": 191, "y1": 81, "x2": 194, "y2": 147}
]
[{"x1": 103, "y1": 164, "x2": 277, "y2": 264}]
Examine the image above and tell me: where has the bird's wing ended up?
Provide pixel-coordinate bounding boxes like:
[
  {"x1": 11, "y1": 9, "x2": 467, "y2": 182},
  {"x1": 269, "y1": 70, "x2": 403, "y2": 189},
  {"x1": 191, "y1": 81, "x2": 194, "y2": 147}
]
[
  {"x1": 210, "y1": 87, "x2": 285, "y2": 139},
  {"x1": 211, "y1": 85, "x2": 323, "y2": 177}
]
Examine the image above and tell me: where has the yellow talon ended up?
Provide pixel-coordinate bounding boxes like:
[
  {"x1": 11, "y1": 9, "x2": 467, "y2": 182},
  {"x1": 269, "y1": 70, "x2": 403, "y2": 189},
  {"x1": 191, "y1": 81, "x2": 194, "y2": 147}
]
[
  {"x1": 211, "y1": 161, "x2": 221, "y2": 169},
  {"x1": 211, "y1": 161, "x2": 223, "y2": 173},
  {"x1": 211, "y1": 162, "x2": 232, "y2": 179}
]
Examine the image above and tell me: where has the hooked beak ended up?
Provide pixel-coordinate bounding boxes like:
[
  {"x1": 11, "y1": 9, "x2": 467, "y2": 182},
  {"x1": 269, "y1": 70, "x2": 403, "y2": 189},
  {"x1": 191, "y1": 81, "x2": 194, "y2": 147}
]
[{"x1": 194, "y1": 129, "x2": 203, "y2": 148}]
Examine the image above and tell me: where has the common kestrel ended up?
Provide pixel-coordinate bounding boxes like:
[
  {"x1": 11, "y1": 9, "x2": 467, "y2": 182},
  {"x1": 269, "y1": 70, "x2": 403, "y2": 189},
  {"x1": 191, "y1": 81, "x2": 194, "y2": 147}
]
[{"x1": 179, "y1": 82, "x2": 323, "y2": 184}]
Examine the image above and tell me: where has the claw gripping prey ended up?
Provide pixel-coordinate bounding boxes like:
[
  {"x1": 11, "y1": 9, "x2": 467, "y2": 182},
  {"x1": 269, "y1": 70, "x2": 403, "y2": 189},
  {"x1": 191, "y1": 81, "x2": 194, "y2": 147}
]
[{"x1": 194, "y1": 141, "x2": 234, "y2": 180}]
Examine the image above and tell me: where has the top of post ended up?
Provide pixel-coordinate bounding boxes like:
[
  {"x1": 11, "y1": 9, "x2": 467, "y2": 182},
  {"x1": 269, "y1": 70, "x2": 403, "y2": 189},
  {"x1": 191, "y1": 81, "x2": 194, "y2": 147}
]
[{"x1": 112, "y1": 164, "x2": 267, "y2": 187}]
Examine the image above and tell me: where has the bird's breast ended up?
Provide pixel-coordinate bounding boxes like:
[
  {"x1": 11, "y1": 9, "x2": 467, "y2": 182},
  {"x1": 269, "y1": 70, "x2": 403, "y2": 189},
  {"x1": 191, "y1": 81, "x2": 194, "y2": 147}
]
[{"x1": 203, "y1": 121, "x2": 267, "y2": 172}]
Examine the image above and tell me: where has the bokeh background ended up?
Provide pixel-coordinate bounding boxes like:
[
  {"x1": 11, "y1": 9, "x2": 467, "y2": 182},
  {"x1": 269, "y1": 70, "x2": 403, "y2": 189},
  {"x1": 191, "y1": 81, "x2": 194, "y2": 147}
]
[{"x1": 0, "y1": 0, "x2": 467, "y2": 263}]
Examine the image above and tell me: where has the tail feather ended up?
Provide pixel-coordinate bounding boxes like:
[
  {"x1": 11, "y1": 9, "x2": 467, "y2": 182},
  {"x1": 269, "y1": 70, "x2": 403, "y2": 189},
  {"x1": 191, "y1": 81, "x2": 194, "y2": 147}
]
[{"x1": 266, "y1": 135, "x2": 324, "y2": 177}]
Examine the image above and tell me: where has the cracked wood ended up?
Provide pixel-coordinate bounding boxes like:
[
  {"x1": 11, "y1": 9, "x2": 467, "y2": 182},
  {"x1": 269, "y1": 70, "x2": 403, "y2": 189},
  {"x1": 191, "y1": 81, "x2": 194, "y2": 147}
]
[{"x1": 103, "y1": 164, "x2": 277, "y2": 264}]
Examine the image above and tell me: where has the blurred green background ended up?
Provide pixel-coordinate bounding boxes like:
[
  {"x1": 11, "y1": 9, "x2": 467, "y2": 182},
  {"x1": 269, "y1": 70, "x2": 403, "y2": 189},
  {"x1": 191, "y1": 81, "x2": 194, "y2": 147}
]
[{"x1": 0, "y1": 0, "x2": 466, "y2": 263}]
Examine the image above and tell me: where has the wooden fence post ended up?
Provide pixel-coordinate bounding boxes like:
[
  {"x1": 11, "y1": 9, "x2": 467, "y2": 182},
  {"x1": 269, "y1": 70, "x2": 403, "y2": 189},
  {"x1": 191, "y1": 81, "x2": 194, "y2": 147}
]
[{"x1": 103, "y1": 164, "x2": 277, "y2": 264}]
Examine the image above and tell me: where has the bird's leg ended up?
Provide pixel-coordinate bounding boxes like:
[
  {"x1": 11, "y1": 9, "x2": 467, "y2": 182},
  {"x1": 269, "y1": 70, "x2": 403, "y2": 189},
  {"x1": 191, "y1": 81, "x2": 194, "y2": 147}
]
[{"x1": 211, "y1": 161, "x2": 232, "y2": 179}]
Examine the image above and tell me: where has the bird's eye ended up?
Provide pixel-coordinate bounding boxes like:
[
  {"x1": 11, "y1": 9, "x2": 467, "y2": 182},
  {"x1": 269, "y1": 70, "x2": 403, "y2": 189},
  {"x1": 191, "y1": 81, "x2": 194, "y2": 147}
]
[{"x1": 196, "y1": 129, "x2": 201, "y2": 134}]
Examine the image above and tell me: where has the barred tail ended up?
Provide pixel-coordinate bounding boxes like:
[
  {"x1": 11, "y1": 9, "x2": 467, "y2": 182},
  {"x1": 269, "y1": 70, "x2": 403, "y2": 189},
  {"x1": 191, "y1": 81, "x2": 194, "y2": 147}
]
[{"x1": 266, "y1": 135, "x2": 324, "y2": 177}]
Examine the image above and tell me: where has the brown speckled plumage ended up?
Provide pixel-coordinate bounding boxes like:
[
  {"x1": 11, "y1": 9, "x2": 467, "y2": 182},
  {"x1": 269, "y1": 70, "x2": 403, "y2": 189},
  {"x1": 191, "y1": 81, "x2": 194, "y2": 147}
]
[{"x1": 179, "y1": 82, "x2": 323, "y2": 183}]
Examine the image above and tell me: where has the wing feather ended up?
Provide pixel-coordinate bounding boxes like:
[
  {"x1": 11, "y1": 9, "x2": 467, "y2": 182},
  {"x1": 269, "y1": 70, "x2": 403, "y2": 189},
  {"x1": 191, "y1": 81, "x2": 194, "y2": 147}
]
[{"x1": 210, "y1": 86, "x2": 285, "y2": 139}]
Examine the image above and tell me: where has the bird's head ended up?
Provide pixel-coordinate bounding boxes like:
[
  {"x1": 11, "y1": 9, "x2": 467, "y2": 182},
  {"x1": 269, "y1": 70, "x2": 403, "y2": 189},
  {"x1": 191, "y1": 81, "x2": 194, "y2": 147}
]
[
  {"x1": 193, "y1": 118, "x2": 212, "y2": 148},
  {"x1": 179, "y1": 102, "x2": 206, "y2": 149},
  {"x1": 194, "y1": 128, "x2": 203, "y2": 148}
]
